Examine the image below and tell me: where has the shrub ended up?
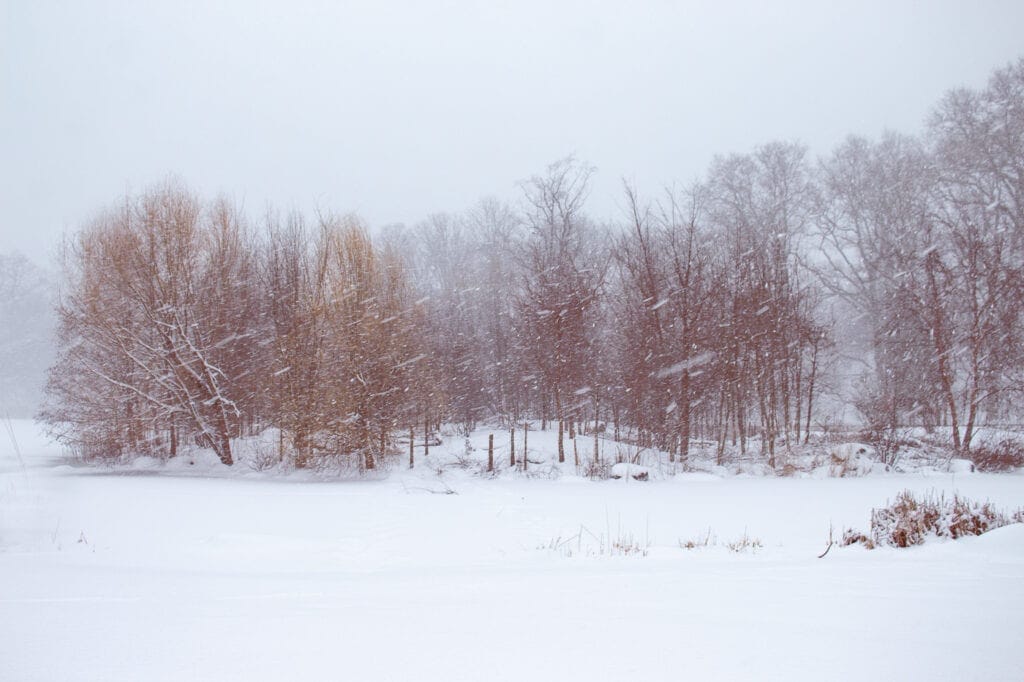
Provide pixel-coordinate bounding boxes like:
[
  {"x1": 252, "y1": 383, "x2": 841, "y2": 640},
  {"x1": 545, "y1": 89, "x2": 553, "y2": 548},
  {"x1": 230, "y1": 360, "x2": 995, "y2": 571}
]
[
  {"x1": 680, "y1": 529, "x2": 715, "y2": 549},
  {"x1": 726, "y1": 531, "x2": 763, "y2": 553},
  {"x1": 679, "y1": 529, "x2": 762, "y2": 553},
  {"x1": 544, "y1": 524, "x2": 649, "y2": 558},
  {"x1": 840, "y1": 529, "x2": 875, "y2": 550},
  {"x1": 584, "y1": 459, "x2": 611, "y2": 480},
  {"x1": 969, "y1": 439, "x2": 1024, "y2": 472},
  {"x1": 845, "y1": 490, "x2": 1024, "y2": 548},
  {"x1": 823, "y1": 443, "x2": 877, "y2": 477}
]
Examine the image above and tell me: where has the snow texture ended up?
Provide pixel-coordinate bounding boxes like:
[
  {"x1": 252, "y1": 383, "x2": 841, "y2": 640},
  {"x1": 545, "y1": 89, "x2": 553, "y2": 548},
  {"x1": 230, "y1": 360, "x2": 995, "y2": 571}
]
[{"x1": 2, "y1": 419, "x2": 1024, "y2": 681}]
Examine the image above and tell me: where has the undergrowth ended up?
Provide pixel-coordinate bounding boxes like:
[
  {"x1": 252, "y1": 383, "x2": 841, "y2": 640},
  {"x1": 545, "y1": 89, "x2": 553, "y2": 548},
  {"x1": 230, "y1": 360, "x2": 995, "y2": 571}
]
[
  {"x1": 969, "y1": 440, "x2": 1024, "y2": 472},
  {"x1": 842, "y1": 490, "x2": 1024, "y2": 549},
  {"x1": 679, "y1": 529, "x2": 763, "y2": 553}
]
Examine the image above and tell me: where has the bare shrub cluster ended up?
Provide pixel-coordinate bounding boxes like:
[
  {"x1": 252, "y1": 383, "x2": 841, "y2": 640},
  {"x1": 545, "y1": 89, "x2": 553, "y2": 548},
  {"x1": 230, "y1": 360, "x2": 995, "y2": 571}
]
[
  {"x1": 679, "y1": 529, "x2": 763, "y2": 553},
  {"x1": 843, "y1": 490, "x2": 1024, "y2": 548},
  {"x1": 968, "y1": 440, "x2": 1024, "y2": 472}
]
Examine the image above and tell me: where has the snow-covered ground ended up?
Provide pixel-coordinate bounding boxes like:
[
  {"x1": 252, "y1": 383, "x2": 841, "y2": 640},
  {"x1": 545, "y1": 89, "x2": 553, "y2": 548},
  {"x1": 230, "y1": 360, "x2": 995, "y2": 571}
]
[{"x1": 3, "y1": 420, "x2": 1024, "y2": 681}]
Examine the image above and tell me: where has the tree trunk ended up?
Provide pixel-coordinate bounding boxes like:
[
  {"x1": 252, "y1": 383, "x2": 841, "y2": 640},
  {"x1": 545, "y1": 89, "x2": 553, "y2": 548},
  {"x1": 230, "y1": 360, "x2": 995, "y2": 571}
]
[
  {"x1": 803, "y1": 339, "x2": 819, "y2": 445},
  {"x1": 925, "y1": 251, "x2": 961, "y2": 451},
  {"x1": 680, "y1": 370, "x2": 691, "y2": 462},
  {"x1": 793, "y1": 353, "x2": 803, "y2": 444},
  {"x1": 557, "y1": 419, "x2": 565, "y2": 464},
  {"x1": 424, "y1": 412, "x2": 430, "y2": 457},
  {"x1": 214, "y1": 411, "x2": 234, "y2": 466},
  {"x1": 522, "y1": 423, "x2": 528, "y2": 471}
]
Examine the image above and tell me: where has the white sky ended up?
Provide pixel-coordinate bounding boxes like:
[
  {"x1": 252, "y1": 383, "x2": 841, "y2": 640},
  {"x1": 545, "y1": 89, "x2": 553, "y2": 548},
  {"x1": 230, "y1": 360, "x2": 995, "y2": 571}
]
[{"x1": 3, "y1": 0, "x2": 1024, "y2": 266}]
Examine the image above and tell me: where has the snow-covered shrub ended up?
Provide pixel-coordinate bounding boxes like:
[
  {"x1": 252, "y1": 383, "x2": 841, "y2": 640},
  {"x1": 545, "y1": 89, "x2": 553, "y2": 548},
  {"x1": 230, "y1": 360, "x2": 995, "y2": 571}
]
[
  {"x1": 823, "y1": 443, "x2": 878, "y2": 477},
  {"x1": 247, "y1": 444, "x2": 282, "y2": 472},
  {"x1": 840, "y1": 528, "x2": 874, "y2": 550},
  {"x1": 679, "y1": 529, "x2": 715, "y2": 549},
  {"x1": 584, "y1": 459, "x2": 611, "y2": 480},
  {"x1": 544, "y1": 524, "x2": 649, "y2": 557},
  {"x1": 845, "y1": 490, "x2": 1024, "y2": 548},
  {"x1": 678, "y1": 530, "x2": 762, "y2": 553},
  {"x1": 969, "y1": 439, "x2": 1024, "y2": 472},
  {"x1": 855, "y1": 424, "x2": 915, "y2": 469},
  {"x1": 778, "y1": 462, "x2": 800, "y2": 477},
  {"x1": 443, "y1": 438, "x2": 477, "y2": 470},
  {"x1": 726, "y1": 531, "x2": 763, "y2": 553},
  {"x1": 610, "y1": 532, "x2": 650, "y2": 556}
]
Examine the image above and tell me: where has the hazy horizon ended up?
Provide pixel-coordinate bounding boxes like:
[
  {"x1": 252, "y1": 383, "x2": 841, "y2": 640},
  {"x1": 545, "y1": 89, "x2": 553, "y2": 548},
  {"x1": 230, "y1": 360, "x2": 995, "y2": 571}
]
[{"x1": 4, "y1": 1, "x2": 1024, "y2": 267}]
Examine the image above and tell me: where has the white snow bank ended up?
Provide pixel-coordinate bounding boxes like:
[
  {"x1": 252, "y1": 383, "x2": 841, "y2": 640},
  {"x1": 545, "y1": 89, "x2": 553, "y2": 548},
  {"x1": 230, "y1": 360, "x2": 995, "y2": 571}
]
[
  {"x1": 4, "y1": 425, "x2": 1024, "y2": 681},
  {"x1": 609, "y1": 462, "x2": 651, "y2": 480},
  {"x1": 966, "y1": 521, "x2": 1024, "y2": 552},
  {"x1": 948, "y1": 458, "x2": 976, "y2": 473}
]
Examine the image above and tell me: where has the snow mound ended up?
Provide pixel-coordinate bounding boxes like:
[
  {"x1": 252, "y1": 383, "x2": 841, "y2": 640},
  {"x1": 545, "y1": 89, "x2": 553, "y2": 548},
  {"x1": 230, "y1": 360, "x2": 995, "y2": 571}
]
[
  {"x1": 129, "y1": 456, "x2": 161, "y2": 471},
  {"x1": 948, "y1": 458, "x2": 975, "y2": 474},
  {"x1": 163, "y1": 449, "x2": 229, "y2": 473},
  {"x1": 609, "y1": 462, "x2": 650, "y2": 481},
  {"x1": 969, "y1": 522, "x2": 1024, "y2": 552},
  {"x1": 114, "y1": 449, "x2": 230, "y2": 474},
  {"x1": 675, "y1": 472, "x2": 722, "y2": 482}
]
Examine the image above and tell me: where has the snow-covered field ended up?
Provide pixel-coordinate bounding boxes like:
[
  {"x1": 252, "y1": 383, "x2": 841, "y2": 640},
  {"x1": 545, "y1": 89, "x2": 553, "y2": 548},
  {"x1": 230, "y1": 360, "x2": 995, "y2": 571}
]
[{"x1": 3, "y1": 420, "x2": 1024, "y2": 681}]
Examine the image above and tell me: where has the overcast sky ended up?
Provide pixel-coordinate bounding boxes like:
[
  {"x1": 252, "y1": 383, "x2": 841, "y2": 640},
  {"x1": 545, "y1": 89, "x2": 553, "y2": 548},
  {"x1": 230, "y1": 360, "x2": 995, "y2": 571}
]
[{"x1": 3, "y1": 0, "x2": 1023, "y2": 266}]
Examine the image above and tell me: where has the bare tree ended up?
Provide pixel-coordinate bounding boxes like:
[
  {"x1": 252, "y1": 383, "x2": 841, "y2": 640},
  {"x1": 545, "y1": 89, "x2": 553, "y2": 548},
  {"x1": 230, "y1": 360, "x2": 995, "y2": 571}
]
[
  {"x1": 43, "y1": 181, "x2": 258, "y2": 464},
  {"x1": 517, "y1": 157, "x2": 607, "y2": 462},
  {"x1": 926, "y1": 57, "x2": 1024, "y2": 448},
  {"x1": 613, "y1": 182, "x2": 716, "y2": 460},
  {"x1": 814, "y1": 133, "x2": 943, "y2": 440},
  {"x1": 703, "y1": 142, "x2": 822, "y2": 466}
]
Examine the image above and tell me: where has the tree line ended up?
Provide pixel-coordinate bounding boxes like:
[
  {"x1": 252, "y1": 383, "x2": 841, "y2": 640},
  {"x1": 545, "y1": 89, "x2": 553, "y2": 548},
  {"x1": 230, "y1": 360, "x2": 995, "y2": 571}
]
[{"x1": 41, "y1": 59, "x2": 1024, "y2": 468}]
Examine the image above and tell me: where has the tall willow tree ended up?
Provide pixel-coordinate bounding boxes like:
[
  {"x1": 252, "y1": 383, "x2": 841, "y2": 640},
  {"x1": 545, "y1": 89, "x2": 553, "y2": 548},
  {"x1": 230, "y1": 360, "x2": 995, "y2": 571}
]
[{"x1": 43, "y1": 181, "x2": 260, "y2": 464}]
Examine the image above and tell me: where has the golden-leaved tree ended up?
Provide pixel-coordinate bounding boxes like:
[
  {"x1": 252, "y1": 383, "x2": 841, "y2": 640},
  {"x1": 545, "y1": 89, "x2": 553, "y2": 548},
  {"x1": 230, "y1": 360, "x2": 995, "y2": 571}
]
[{"x1": 43, "y1": 181, "x2": 261, "y2": 464}]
